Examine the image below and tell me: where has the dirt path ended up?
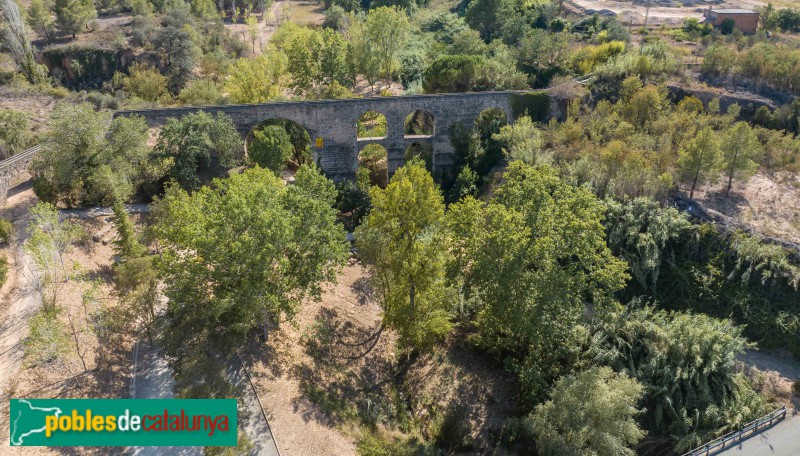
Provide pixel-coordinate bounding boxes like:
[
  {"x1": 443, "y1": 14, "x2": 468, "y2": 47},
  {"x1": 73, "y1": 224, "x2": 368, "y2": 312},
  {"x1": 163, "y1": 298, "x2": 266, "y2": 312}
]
[{"x1": 0, "y1": 182, "x2": 40, "y2": 447}]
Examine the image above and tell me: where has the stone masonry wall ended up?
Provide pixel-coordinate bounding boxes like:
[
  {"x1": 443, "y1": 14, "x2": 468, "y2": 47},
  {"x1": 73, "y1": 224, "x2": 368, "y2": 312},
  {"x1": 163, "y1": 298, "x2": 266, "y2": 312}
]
[{"x1": 116, "y1": 91, "x2": 546, "y2": 180}]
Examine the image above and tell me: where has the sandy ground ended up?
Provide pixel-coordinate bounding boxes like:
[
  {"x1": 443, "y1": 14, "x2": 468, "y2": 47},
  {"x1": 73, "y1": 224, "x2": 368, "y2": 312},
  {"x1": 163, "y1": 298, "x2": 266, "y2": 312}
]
[
  {"x1": 741, "y1": 349, "x2": 800, "y2": 409},
  {"x1": 693, "y1": 172, "x2": 800, "y2": 245},
  {"x1": 225, "y1": 0, "x2": 325, "y2": 55},
  {"x1": 241, "y1": 263, "x2": 384, "y2": 456},
  {"x1": 0, "y1": 181, "x2": 41, "y2": 449},
  {"x1": 0, "y1": 86, "x2": 61, "y2": 136},
  {"x1": 0, "y1": 182, "x2": 133, "y2": 455}
]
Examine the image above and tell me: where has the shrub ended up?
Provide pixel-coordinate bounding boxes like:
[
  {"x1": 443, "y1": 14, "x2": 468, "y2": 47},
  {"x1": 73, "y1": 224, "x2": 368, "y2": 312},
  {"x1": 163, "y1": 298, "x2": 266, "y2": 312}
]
[
  {"x1": 0, "y1": 218, "x2": 15, "y2": 244},
  {"x1": 0, "y1": 109, "x2": 31, "y2": 157},
  {"x1": 510, "y1": 92, "x2": 551, "y2": 122},
  {"x1": 0, "y1": 254, "x2": 7, "y2": 287},
  {"x1": 248, "y1": 125, "x2": 293, "y2": 173}
]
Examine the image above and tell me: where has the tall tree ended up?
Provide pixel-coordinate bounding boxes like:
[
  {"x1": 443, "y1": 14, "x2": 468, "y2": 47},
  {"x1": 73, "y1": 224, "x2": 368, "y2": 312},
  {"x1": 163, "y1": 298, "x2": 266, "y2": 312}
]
[
  {"x1": 349, "y1": 6, "x2": 408, "y2": 85},
  {"x1": 1, "y1": 0, "x2": 46, "y2": 82},
  {"x1": 26, "y1": 0, "x2": 55, "y2": 42},
  {"x1": 677, "y1": 126, "x2": 723, "y2": 198},
  {"x1": 532, "y1": 366, "x2": 645, "y2": 456},
  {"x1": 153, "y1": 111, "x2": 243, "y2": 190},
  {"x1": 224, "y1": 49, "x2": 288, "y2": 103},
  {"x1": 591, "y1": 306, "x2": 767, "y2": 452},
  {"x1": 248, "y1": 125, "x2": 293, "y2": 172},
  {"x1": 447, "y1": 163, "x2": 628, "y2": 403},
  {"x1": 53, "y1": 0, "x2": 96, "y2": 38},
  {"x1": 355, "y1": 159, "x2": 453, "y2": 352},
  {"x1": 721, "y1": 121, "x2": 760, "y2": 200},
  {"x1": 464, "y1": 0, "x2": 511, "y2": 41},
  {"x1": 152, "y1": 166, "x2": 348, "y2": 391},
  {"x1": 24, "y1": 203, "x2": 82, "y2": 311}
]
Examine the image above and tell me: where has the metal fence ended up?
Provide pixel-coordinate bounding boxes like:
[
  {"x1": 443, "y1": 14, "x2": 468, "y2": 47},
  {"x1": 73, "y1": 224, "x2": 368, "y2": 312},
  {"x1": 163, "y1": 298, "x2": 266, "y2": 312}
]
[{"x1": 681, "y1": 405, "x2": 787, "y2": 456}]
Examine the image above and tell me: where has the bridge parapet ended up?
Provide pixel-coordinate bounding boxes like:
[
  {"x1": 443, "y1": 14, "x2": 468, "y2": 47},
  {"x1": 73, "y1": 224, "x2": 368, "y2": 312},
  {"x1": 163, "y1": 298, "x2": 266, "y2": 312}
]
[{"x1": 116, "y1": 91, "x2": 551, "y2": 180}]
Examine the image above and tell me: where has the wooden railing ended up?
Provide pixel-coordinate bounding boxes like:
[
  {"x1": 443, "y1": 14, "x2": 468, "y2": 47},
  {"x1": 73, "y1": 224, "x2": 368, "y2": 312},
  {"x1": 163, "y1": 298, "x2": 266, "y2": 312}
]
[{"x1": 681, "y1": 405, "x2": 787, "y2": 456}]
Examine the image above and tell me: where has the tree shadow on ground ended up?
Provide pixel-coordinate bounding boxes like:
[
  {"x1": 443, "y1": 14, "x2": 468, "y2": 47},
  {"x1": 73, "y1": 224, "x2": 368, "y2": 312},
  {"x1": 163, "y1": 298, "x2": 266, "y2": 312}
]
[
  {"x1": 291, "y1": 306, "x2": 396, "y2": 428},
  {"x1": 698, "y1": 187, "x2": 749, "y2": 218},
  {"x1": 350, "y1": 275, "x2": 375, "y2": 306}
]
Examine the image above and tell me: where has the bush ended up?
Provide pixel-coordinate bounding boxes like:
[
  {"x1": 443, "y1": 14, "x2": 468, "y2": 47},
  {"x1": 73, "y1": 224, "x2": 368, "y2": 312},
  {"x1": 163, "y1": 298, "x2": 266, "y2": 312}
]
[
  {"x1": 0, "y1": 218, "x2": 15, "y2": 244},
  {"x1": 0, "y1": 109, "x2": 31, "y2": 158},
  {"x1": 0, "y1": 254, "x2": 7, "y2": 287},
  {"x1": 248, "y1": 125, "x2": 293, "y2": 172},
  {"x1": 510, "y1": 92, "x2": 551, "y2": 122},
  {"x1": 423, "y1": 54, "x2": 483, "y2": 93}
]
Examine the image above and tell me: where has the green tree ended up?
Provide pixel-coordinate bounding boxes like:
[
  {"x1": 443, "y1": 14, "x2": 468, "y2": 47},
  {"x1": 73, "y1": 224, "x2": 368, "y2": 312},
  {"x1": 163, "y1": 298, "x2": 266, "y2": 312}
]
[
  {"x1": 153, "y1": 111, "x2": 243, "y2": 190},
  {"x1": 592, "y1": 306, "x2": 767, "y2": 451},
  {"x1": 24, "y1": 203, "x2": 82, "y2": 311},
  {"x1": 152, "y1": 166, "x2": 348, "y2": 392},
  {"x1": 532, "y1": 366, "x2": 645, "y2": 456},
  {"x1": 53, "y1": 0, "x2": 96, "y2": 38},
  {"x1": 422, "y1": 54, "x2": 483, "y2": 93},
  {"x1": 464, "y1": 0, "x2": 511, "y2": 41},
  {"x1": 249, "y1": 125, "x2": 293, "y2": 172},
  {"x1": 153, "y1": 4, "x2": 199, "y2": 91},
  {"x1": 721, "y1": 121, "x2": 760, "y2": 200},
  {"x1": 0, "y1": 109, "x2": 31, "y2": 158},
  {"x1": 2, "y1": 0, "x2": 47, "y2": 83},
  {"x1": 354, "y1": 6, "x2": 409, "y2": 83},
  {"x1": 32, "y1": 106, "x2": 155, "y2": 206},
  {"x1": 112, "y1": 198, "x2": 147, "y2": 259},
  {"x1": 115, "y1": 63, "x2": 170, "y2": 104},
  {"x1": 224, "y1": 50, "x2": 288, "y2": 103},
  {"x1": 447, "y1": 163, "x2": 628, "y2": 403},
  {"x1": 177, "y1": 79, "x2": 223, "y2": 105},
  {"x1": 26, "y1": 0, "x2": 55, "y2": 41},
  {"x1": 31, "y1": 103, "x2": 107, "y2": 206},
  {"x1": 604, "y1": 198, "x2": 692, "y2": 291},
  {"x1": 677, "y1": 127, "x2": 723, "y2": 198},
  {"x1": 492, "y1": 116, "x2": 544, "y2": 165},
  {"x1": 245, "y1": 13, "x2": 259, "y2": 52},
  {"x1": 355, "y1": 159, "x2": 453, "y2": 352},
  {"x1": 285, "y1": 27, "x2": 351, "y2": 97}
]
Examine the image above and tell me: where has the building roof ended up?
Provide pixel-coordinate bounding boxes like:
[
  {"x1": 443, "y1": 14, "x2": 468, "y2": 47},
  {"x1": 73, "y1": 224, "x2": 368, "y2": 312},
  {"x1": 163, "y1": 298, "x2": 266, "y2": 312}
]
[{"x1": 711, "y1": 9, "x2": 758, "y2": 14}]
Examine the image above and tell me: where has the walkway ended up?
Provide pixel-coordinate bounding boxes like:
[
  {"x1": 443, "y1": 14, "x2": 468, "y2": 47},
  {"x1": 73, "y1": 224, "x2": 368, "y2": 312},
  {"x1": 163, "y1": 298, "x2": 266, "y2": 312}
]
[
  {"x1": 716, "y1": 414, "x2": 800, "y2": 455},
  {"x1": 129, "y1": 342, "x2": 279, "y2": 456}
]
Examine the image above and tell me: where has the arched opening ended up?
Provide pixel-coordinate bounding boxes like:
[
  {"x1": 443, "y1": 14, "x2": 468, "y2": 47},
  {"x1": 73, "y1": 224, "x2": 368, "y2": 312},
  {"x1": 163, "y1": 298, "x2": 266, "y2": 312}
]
[
  {"x1": 357, "y1": 144, "x2": 388, "y2": 189},
  {"x1": 404, "y1": 142, "x2": 433, "y2": 172},
  {"x1": 246, "y1": 118, "x2": 312, "y2": 170},
  {"x1": 472, "y1": 108, "x2": 508, "y2": 176},
  {"x1": 357, "y1": 111, "x2": 387, "y2": 140},
  {"x1": 404, "y1": 110, "x2": 435, "y2": 137}
]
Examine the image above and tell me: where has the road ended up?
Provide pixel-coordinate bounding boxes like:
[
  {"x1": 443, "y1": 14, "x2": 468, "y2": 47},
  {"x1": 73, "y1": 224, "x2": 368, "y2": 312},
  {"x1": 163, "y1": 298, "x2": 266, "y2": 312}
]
[
  {"x1": 129, "y1": 342, "x2": 279, "y2": 456},
  {"x1": 128, "y1": 342, "x2": 201, "y2": 456},
  {"x1": 716, "y1": 415, "x2": 800, "y2": 455}
]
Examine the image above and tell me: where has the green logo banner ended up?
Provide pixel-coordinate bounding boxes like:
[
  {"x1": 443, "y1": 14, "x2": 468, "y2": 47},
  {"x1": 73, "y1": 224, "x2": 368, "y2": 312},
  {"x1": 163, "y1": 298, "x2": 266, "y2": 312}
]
[{"x1": 9, "y1": 399, "x2": 237, "y2": 447}]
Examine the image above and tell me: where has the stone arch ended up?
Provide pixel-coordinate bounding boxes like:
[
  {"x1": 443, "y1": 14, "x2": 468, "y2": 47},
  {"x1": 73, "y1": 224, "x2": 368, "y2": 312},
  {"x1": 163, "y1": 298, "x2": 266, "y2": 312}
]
[
  {"x1": 403, "y1": 110, "x2": 435, "y2": 137},
  {"x1": 404, "y1": 142, "x2": 433, "y2": 172},
  {"x1": 246, "y1": 118, "x2": 313, "y2": 168},
  {"x1": 358, "y1": 143, "x2": 388, "y2": 188},
  {"x1": 469, "y1": 108, "x2": 510, "y2": 176},
  {"x1": 357, "y1": 111, "x2": 388, "y2": 140}
]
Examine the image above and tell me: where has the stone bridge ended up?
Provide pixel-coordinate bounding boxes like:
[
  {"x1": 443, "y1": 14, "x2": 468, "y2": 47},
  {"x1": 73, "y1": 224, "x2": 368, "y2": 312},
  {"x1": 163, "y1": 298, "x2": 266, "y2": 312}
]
[
  {"x1": 0, "y1": 91, "x2": 559, "y2": 203},
  {"x1": 116, "y1": 91, "x2": 555, "y2": 180},
  {"x1": 0, "y1": 145, "x2": 40, "y2": 204}
]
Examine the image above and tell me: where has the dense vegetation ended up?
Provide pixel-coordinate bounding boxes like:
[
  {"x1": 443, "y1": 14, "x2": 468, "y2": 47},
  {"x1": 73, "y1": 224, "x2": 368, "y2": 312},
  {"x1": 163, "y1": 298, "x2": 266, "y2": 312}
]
[{"x1": 4, "y1": 0, "x2": 800, "y2": 454}]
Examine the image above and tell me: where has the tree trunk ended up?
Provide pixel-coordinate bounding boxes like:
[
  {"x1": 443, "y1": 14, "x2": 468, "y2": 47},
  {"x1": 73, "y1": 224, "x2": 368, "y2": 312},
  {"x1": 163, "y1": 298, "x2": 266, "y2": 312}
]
[{"x1": 725, "y1": 153, "x2": 737, "y2": 201}]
